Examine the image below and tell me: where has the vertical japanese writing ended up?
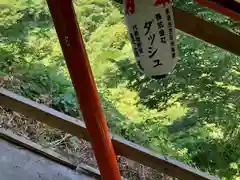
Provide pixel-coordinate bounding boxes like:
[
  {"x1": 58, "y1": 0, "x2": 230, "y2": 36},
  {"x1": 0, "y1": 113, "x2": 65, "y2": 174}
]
[
  {"x1": 144, "y1": 20, "x2": 153, "y2": 35},
  {"x1": 130, "y1": 24, "x2": 144, "y2": 71},
  {"x1": 129, "y1": 32, "x2": 139, "y2": 57},
  {"x1": 165, "y1": 8, "x2": 176, "y2": 58},
  {"x1": 155, "y1": 13, "x2": 166, "y2": 44},
  {"x1": 133, "y1": 25, "x2": 143, "y2": 54},
  {"x1": 144, "y1": 20, "x2": 162, "y2": 68},
  {"x1": 153, "y1": 59, "x2": 163, "y2": 67}
]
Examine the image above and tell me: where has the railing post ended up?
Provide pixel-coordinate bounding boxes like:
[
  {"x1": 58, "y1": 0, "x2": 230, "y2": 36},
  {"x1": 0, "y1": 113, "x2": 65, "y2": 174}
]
[{"x1": 46, "y1": 0, "x2": 121, "y2": 179}]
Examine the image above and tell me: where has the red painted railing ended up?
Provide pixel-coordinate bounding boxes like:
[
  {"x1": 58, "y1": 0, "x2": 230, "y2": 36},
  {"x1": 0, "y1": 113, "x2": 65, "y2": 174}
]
[{"x1": 46, "y1": 0, "x2": 121, "y2": 179}]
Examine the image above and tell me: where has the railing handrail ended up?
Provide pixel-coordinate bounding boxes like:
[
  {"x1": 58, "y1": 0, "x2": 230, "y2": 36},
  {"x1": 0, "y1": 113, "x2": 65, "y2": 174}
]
[
  {"x1": 174, "y1": 8, "x2": 240, "y2": 56},
  {"x1": 0, "y1": 88, "x2": 219, "y2": 180}
]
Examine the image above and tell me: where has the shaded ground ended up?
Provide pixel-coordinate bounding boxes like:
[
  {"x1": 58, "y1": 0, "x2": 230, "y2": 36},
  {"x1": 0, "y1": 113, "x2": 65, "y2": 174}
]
[{"x1": 0, "y1": 138, "x2": 97, "y2": 180}]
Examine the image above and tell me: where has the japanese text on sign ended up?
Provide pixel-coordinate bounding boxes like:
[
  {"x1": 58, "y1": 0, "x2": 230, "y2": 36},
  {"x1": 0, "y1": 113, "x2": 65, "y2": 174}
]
[
  {"x1": 166, "y1": 8, "x2": 176, "y2": 58},
  {"x1": 155, "y1": 13, "x2": 166, "y2": 44},
  {"x1": 124, "y1": 0, "x2": 178, "y2": 77},
  {"x1": 130, "y1": 24, "x2": 144, "y2": 71},
  {"x1": 144, "y1": 20, "x2": 163, "y2": 68}
]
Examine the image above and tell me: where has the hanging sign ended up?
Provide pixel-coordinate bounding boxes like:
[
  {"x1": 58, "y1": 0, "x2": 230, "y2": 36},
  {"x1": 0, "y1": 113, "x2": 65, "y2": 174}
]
[{"x1": 124, "y1": 0, "x2": 178, "y2": 79}]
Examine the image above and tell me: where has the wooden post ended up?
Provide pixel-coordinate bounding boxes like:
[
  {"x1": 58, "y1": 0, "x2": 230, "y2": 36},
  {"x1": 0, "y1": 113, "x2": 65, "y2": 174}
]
[{"x1": 46, "y1": 0, "x2": 121, "y2": 179}]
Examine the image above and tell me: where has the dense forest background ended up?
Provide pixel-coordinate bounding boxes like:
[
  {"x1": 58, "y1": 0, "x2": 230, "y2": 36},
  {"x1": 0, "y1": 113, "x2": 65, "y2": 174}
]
[{"x1": 0, "y1": 0, "x2": 239, "y2": 179}]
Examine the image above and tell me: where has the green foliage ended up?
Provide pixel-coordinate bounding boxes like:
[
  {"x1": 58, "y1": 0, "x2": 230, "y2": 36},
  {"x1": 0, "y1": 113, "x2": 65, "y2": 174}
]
[{"x1": 1, "y1": 0, "x2": 239, "y2": 179}]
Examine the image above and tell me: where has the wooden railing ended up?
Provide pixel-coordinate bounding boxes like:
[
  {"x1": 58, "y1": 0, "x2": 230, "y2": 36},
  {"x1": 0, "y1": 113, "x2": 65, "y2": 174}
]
[
  {"x1": 0, "y1": 88, "x2": 219, "y2": 180},
  {"x1": 174, "y1": 8, "x2": 240, "y2": 56}
]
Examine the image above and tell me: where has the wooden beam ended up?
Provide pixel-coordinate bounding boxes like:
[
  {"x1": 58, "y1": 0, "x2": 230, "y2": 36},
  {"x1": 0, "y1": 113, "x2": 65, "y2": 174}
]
[
  {"x1": 174, "y1": 8, "x2": 240, "y2": 56},
  {"x1": 207, "y1": 0, "x2": 240, "y2": 14},
  {"x1": 193, "y1": 0, "x2": 240, "y2": 20},
  {"x1": 0, "y1": 88, "x2": 89, "y2": 141},
  {"x1": 0, "y1": 128, "x2": 101, "y2": 179},
  {"x1": 0, "y1": 88, "x2": 219, "y2": 180},
  {"x1": 0, "y1": 128, "x2": 77, "y2": 169},
  {"x1": 112, "y1": 135, "x2": 218, "y2": 180}
]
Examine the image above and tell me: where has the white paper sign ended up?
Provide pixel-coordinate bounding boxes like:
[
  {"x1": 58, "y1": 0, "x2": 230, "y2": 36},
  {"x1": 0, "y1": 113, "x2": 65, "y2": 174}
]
[{"x1": 124, "y1": 0, "x2": 178, "y2": 78}]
